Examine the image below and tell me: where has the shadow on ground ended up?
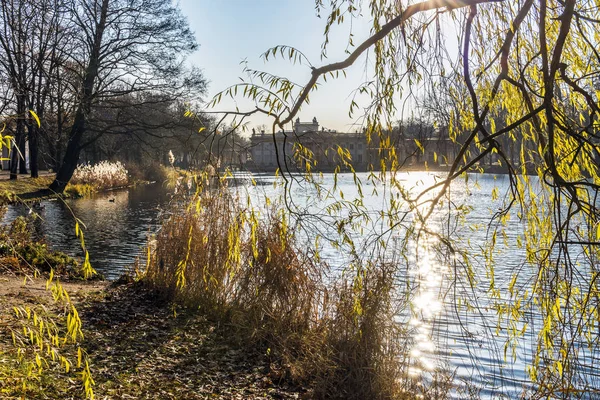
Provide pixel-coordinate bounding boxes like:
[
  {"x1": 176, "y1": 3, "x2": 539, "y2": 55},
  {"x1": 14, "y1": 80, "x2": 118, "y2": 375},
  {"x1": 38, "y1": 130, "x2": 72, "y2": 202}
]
[{"x1": 80, "y1": 282, "x2": 306, "y2": 399}]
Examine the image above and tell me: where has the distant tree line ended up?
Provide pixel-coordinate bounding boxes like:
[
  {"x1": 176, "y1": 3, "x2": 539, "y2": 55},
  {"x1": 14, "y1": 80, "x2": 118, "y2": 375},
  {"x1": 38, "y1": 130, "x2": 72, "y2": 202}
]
[{"x1": 0, "y1": 0, "x2": 210, "y2": 192}]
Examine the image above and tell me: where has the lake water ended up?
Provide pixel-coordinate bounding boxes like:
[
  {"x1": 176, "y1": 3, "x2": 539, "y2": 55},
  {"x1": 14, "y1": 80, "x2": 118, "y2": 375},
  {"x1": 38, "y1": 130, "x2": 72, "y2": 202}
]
[
  {"x1": 3, "y1": 183, "x2": 171, "y2": 280},
  {"x1": 3, "y1": 172, "x2": 598, "y2": 398}
]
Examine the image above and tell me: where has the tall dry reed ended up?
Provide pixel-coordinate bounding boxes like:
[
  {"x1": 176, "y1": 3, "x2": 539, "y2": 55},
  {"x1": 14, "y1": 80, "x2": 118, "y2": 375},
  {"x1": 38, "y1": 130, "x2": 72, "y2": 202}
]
[
  {"x1": 143, "y1": 183, "x2": 448, "y2": 399},
  {"x1": 145, "y1": 189, "x2": 244, "y2": 313},
  {"x1": 71, "y1": 161, "x2": 129, "y2": 189}
]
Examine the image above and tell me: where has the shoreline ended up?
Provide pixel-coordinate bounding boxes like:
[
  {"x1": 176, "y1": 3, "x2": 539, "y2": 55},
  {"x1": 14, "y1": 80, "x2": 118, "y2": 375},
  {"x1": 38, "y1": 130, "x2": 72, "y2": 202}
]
[{"x1": 0, "y1": 173, "x2": 153, "y2": 204}]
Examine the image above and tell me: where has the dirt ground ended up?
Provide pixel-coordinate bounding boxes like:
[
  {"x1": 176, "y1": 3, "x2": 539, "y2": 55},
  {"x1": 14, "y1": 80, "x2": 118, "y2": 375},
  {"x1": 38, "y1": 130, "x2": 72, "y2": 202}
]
[
  {"x1": 0, "y1": 274, "x2": 107, "y2": 298},
  {"x1": 0, "y1": 275, "x2": 308, "y2": 399}
]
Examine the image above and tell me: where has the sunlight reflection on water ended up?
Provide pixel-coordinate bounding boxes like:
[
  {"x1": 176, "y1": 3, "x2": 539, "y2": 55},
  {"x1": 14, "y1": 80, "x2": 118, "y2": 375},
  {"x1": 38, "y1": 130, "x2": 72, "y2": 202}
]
[{"x1": 406, "y1": 234, "x2": 446, "y2": 380}]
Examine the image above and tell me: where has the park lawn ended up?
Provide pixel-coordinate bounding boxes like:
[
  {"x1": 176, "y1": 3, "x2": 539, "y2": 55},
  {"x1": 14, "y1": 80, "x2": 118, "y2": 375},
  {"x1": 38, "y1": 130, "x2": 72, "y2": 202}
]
[{"x1": 0, "y1": 175, "x2": 54, "y2": 197}]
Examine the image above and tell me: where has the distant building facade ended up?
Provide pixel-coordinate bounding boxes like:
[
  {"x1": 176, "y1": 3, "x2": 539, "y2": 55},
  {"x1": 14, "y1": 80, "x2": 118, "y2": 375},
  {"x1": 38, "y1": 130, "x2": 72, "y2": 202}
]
[{"x1": 248, "y1": 117, "x2": 459, "y2": 172}]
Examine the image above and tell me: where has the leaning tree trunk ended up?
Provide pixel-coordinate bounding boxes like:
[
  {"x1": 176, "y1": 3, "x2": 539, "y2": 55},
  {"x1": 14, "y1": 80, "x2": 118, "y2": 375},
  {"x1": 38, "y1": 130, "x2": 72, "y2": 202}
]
[
  {"x1": 49, "y1": 0, "x2": 109, "y2": 193},
  {"x1": 49, "y1": 111, "x2": 85, "y2": 193}
]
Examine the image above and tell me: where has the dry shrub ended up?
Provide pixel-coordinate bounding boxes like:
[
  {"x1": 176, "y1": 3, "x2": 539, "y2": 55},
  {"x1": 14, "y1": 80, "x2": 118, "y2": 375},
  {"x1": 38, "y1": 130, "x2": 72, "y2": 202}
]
[
  {"x1": 145, "y1": 189, "x2": 243, "y2": 314},
  {"x1": 233, "y1": 214, "x2": 319, "y2": 329},
  {"x1": 145, "y1": 163, "x2": 170, "y2": 184},
  {"x1": 143, "y1": 186, "x2": 451, "y2": 399},
  {"x1": 231, "y1": 212, "x2": 326, "y2": 384},
  {"x1": 312, "y1": 263, "x2": 407, "y2": 399},
  {"x1": 123, "y1": 161, "x2": 169, "y2": 184}
]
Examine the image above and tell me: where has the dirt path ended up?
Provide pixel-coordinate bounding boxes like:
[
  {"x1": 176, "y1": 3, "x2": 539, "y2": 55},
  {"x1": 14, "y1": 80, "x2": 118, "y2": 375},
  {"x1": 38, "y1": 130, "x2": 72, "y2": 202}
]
[
  {"x1": 0, "y1": 276, "x2": 307, "y2": 399},
  {"x1": 0, "y1": 274, "x2": 107, "y2": 297}
]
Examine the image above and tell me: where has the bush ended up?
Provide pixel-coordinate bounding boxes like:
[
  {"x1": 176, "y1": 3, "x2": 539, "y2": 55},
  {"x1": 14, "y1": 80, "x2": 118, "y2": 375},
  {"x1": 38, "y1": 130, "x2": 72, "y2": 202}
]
[
  {"x1": 145, "y1": 187, "x2": 249, "y2": 311},
  {"x1": 0, "y1": 216, "x2": 81, "y2": 277},
  {"x1": 144, "y1": 163, "x2": 169, "y2": 184},
  {"x1": 315, "y1": 263, "x2": 406, "y2": 399},
  {"x1": 64, "y1": 183, "x2": 95, "y2": 198},
  {"x1": 124, "y1": 162, "x2": 169, "y2": 184}
]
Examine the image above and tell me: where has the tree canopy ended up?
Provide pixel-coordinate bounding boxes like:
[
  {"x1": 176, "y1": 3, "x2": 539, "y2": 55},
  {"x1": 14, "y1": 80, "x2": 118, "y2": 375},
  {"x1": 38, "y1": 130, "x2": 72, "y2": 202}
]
[{"x1": 0, "y1": 0, "x2": 205, "y2": 190}]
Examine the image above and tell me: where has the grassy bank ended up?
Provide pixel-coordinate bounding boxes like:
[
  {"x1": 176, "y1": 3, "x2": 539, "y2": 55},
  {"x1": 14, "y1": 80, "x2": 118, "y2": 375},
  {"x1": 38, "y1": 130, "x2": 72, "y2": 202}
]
[
  {"x1": 0, "y1": 162, "x2": 172, "y2": 203},
  {"x1": 0, "y1": 173, "x2": 109, "y2": 202},
  {"x1": 0, "y1": 175, "x2": 55, "y2": 199}
]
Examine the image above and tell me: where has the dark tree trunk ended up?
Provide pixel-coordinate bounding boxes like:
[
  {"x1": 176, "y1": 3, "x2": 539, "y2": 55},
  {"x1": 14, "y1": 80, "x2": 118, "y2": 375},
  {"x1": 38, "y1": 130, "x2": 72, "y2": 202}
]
[
  {"x1": 29, "y1": 125, "x2": 39, "y2": 178},
  {"x1": 54, "y1": 99, "x2": 64, "y2": 172},
  {"x1": 49, "y1": 111, "x2": 85, "y2": 192},
  {"x1": 53, "y1": 140, "x2": 63, "y2": 172},
  {"x1": 49, "y1": 0, "x2": 109, "y2": 193},
  {"x1": 9, "y1": 142, "x2": 18, "y2": 180},
  {"x1": 10, "y1": 94, "x2": 27, "y2": 178},
  {"x1": 18, "y1": 130, "x2": 27, "y2": 174}
]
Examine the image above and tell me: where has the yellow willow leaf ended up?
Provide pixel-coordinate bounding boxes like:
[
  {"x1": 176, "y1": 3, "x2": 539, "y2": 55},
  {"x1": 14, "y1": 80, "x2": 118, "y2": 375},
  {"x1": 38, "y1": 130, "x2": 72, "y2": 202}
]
[
  {"x1": 198, "y1": 127, "x2": 206, "y2": 133},
  {"x1": 414, "y1": 139, "x2": 424, "y2": 153},
  {"x1": 46, "y1": 269, "x2": 54, "y2": 290},
  {"x1": 29, "y1": 110, "x2": 41, "y2": 128},
  {"x1": 556, "y1": 361, "x2": 563, "y2": 377},
  {"x1": 63, "y1": 357, "x2": 70, "y2": 373}
]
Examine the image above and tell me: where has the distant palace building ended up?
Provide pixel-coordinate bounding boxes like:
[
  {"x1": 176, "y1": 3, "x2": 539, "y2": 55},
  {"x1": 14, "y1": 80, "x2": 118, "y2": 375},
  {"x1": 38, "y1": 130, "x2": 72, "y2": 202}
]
[{"x1": 248, "y1": 117, "x2": 459, "y2": 172}]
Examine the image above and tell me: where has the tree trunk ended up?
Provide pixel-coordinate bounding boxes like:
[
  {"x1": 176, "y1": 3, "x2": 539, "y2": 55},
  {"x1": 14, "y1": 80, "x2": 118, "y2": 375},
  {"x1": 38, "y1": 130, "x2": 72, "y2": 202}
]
[
  {"x1": 9, "y1": 142, "x2": 18, "y2": 180},
  {"x1": 29, "y1": 125, "x2": 39, "y2": 178},
  {"x1": 53, "y1": 139, "x2": 63, "y2": 172},
  {"x1": 18, "y1": 130, "x2": 27, "y2": 174},
  {"x1": 10, "y1": 94, "x2": 27, "y2": 178},
  {"x1": 49, "y1": 0, "x2": 109, "y2": 193},
  {"x1": 49, "y1": 111, "x2": 85, "y2": 192}
]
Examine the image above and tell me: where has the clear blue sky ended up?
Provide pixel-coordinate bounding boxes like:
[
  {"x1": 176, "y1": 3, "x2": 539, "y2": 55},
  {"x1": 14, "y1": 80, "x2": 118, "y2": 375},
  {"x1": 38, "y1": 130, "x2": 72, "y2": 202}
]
[
  {"x1": 178, "y1": 1, "x2": 459, "y2": 133},
  {"x1": 178, "y1": 0, "x2": 375, "y2": 132}
]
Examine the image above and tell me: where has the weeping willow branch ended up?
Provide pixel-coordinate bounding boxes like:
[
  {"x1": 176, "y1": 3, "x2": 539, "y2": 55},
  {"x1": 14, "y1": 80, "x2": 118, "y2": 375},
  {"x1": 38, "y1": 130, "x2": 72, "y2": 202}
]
[{"x1": 277, "y1": 0, "x2": 505, "y2": 128}]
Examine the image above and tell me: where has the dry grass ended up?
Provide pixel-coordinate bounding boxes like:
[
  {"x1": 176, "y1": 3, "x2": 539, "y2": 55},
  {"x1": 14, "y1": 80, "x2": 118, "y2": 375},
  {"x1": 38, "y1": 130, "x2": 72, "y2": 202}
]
[
  {"x1": 142, "y1": 185, "x2": 452, "y2": 399},
  {"x1": 70, "y1": 161, "x2": 128, "y2": 189},
  {"x1": 144, "y1": 189, "x2": 243, "y2": 311},
  {"x1": 314, "y1": 263, "x2": 405, "y2": 399}
]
